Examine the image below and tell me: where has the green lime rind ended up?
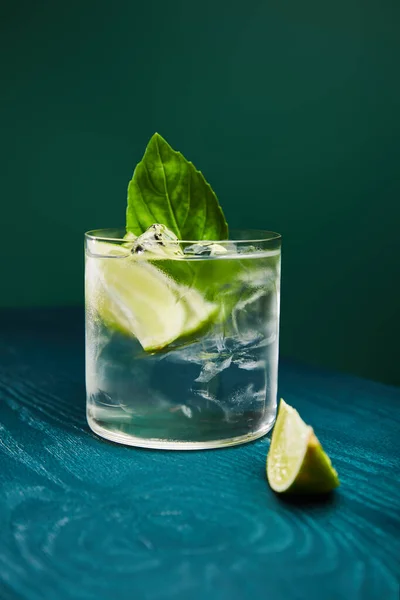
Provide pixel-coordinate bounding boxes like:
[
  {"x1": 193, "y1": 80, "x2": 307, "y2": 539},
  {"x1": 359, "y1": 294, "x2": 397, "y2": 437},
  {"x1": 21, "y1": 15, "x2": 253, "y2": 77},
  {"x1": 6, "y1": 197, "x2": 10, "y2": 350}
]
[
  {"x1": 266, "y1": 399, "x2": 340, "y2": 495},
  {"x1": 285, "y1": 431, "x2": 340, "y2": 494}
]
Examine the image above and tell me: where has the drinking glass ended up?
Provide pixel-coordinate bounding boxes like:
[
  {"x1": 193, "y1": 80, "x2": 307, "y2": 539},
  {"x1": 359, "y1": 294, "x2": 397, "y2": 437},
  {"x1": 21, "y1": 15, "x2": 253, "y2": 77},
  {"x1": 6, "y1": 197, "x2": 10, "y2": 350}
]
[{"x1": 85, "y1": 229, "x2": 281, "y2": 449}]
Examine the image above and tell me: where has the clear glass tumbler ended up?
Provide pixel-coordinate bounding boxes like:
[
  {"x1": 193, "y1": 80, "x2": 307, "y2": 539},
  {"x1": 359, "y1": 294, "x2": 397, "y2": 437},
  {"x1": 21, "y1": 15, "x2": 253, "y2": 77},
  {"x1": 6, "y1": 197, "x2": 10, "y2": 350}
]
[{"x1": 85, "y1": 229, "x2": 281, "y2": 449}]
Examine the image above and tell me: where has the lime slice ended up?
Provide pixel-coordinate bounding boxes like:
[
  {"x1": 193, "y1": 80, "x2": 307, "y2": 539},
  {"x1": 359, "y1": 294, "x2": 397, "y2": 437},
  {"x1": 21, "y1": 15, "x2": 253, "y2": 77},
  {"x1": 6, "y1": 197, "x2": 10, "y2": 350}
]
[
  {"x1": 179, "y1": 288, "x2": 219, "y2": 337},
  {"x1": 266, "y1": 399, "x2": 340, "y2": 494},
  {"x1": 86, "y1": 242, "x2": 217, "y2": 352}
]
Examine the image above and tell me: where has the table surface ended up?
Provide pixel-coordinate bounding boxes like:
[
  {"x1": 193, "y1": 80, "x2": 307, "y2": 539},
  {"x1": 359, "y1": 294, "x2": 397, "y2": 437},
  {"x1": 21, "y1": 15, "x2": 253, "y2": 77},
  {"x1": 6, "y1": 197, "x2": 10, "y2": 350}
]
[{"x1": 0, "y1": 307, "x2": 399, "y2": 600}]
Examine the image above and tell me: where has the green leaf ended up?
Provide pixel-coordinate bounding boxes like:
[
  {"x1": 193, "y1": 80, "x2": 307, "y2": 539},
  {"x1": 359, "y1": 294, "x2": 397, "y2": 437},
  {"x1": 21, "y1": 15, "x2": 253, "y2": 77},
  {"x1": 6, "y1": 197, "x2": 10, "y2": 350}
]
[{"x1": 126, "y1": 133, "x2": 228, "y2": 240}]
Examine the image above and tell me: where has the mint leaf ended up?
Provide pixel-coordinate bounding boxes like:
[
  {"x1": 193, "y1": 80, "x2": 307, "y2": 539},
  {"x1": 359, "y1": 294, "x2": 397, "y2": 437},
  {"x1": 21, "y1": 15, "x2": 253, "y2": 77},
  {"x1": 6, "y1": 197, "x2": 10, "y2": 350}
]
[{"x1": 126, "y1": 133, "x2": 228, "y2": 240}]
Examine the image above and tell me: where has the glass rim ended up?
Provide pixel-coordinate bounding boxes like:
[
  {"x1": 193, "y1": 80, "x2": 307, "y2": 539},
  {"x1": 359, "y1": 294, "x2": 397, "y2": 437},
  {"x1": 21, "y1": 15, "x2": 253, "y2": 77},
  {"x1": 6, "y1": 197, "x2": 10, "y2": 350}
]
[{"x1": 85, "y1": 228, "x2": 281, "y2": 244}]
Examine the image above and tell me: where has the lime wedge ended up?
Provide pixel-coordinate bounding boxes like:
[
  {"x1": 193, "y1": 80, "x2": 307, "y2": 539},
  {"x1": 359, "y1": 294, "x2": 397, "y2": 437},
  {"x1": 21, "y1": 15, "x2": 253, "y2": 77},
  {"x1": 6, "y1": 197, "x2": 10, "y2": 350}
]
[
  {"x1": 86, "y1": 242, "x2": 217, "y2": 352},
  {"x1": 266, "y1": 399, "x2": 340, "y2": 494},
  {"x1": 179, "y1": 288, "x2": 219, "y2": 338}
]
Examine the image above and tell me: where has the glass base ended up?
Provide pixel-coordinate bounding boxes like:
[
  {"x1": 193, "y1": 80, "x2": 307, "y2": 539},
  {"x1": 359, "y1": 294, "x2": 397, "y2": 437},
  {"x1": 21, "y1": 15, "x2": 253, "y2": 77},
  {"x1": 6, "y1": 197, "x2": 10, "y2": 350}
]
[{"x1": 87, "y1": 414, "x2": 275, "y2": 450}]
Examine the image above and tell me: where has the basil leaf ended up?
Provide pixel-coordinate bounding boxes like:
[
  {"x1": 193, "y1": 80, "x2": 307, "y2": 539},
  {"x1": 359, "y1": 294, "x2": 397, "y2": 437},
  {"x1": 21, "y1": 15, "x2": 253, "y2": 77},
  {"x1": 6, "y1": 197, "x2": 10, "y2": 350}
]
[{"x1": 126, "y1": 133, "x2": 228, "y2": 241}]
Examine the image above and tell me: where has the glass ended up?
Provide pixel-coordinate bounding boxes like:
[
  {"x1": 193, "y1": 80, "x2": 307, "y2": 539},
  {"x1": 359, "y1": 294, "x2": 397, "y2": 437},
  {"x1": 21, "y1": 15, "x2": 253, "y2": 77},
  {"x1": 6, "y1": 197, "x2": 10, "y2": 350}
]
[{"x1": 85, "y1": 229, "x2": 281, "y2": 449}]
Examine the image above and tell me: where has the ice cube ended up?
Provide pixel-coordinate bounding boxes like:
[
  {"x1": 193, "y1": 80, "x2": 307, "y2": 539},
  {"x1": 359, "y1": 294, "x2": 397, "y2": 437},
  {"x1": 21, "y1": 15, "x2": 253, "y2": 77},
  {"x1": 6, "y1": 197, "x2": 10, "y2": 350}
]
[
  {"x1": 229, "y1": 383, "x2": 265, "y2": 406},
  {"x1": 231, "y1": 289, "x2": 267, "y2": 342},
  {"x1": 180, "y1": 405, "x2": 193, "y2": 418},
  {"x1": 191, "y1": 388, "x2": 230, "y2": 419},
  {"x1": 183, "y1": 242, "x2": 236, "y2": 256},
  {"x1": 164, "y1": 344, "x2": 219, "y2": 366},
  {"x1": 194, "y1": 356, "x2": 232, "y2": 383},
  {"x1": 233, "y1": 357, "x2": 266, "y2": 371},
  {"x1": 183, "y1": 243, "x2": 208, "y2": 255},
  {"x1": 131, "y1": 224, "x2": 183, "y2": 258},
  {"x1": 238, "y1": 266, "x2": 276, "y2": 288}
]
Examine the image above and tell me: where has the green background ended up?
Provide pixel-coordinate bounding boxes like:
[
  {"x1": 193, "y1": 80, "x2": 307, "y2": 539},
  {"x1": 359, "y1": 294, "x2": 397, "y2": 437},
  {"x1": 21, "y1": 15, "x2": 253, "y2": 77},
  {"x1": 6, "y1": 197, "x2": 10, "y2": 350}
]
[{"x1": 1, "y1": 1, "x2": 399, "y2": 385}]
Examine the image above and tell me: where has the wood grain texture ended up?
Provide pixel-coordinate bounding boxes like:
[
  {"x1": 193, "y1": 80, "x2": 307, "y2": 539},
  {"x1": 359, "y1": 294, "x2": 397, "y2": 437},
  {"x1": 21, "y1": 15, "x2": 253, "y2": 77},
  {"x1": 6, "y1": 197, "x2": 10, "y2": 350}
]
[{"x1": 0, "y1": 307, "x2": 399, "y2": 600}]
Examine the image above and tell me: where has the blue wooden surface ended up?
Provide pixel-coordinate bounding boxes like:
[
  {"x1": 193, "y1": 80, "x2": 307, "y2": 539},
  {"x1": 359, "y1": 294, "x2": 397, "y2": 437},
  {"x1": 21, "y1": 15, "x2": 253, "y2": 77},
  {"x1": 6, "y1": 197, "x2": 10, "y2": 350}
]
[{"x1": 0, "y1": 308, "x2": 399, "y2": 600}]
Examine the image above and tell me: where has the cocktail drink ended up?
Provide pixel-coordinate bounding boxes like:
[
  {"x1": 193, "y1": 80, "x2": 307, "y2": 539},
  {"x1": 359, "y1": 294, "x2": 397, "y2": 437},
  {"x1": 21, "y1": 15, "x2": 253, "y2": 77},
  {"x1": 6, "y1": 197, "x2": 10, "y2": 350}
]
[{"x1": 85, "y1": 135, "x2": 281, "y2": 449}]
